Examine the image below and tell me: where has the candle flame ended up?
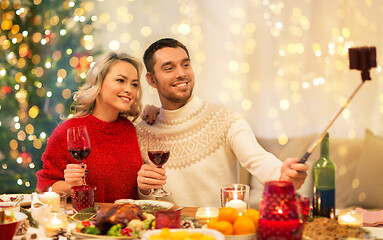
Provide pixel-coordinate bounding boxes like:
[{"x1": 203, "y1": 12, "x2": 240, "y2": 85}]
[{"x1": 233, "y1": 191, "x2": 238, "y2": 200}]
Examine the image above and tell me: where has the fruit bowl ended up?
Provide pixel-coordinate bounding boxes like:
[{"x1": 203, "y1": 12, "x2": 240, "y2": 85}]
[
  {"x1": 225, "y1": 233, "x2": 256, "y2": 240},
  {"x1": 0, "y1": 211, "x2": 27, "y2": 240}
]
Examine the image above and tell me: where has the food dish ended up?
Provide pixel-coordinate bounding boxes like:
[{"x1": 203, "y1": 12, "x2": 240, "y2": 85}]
[
  {"x1": 141, "y1": 228, "x2": 225, "y2": 240},
  {"x1": 0, "y1": 194, "x2": 31, "y2": 207},
  {"x1": 114, "y1": 199, "x2": 174, "y2": 214},
  {"x1": 71, "y1": 231, "x2": 139, "y2": 239},
  {"x1": 0, "y1": 211, "x2": 28, "y2": 240}
]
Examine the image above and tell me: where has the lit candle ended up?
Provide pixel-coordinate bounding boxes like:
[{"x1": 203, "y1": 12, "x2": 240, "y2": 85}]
[
  {"x1": 43, "y1": 212, "x2": 68, "y2": 237},
  {"x1": 226, "y1": 199, "x2": 247, "y2": 213},
  {"x1": 225, "y1": 191, "x2": 247, "y2": 213},
  {"x1": 338, "y1": 210, "x2": 363, "y2": 227},
  {"x1": 40, "y1": 187, "x2": 60, "y2": 212},
  {"x1": 195, "y1": 207, "x2": 219, "y2": 225}
]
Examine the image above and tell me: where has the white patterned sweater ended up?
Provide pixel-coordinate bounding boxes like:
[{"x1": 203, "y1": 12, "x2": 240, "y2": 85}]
[{"x1": 136, "y1": 96, "x2": 282, "y2": 208}]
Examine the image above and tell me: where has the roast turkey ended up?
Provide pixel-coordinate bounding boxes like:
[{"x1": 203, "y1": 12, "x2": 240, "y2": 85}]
[{"x1": 95, "y1": 203, "x2": 145, "y2": 234}]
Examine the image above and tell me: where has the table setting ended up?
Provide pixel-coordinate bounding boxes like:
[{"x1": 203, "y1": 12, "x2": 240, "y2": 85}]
[{"x1": 1, "y1": 180, "x2": 382, "y2": 240}]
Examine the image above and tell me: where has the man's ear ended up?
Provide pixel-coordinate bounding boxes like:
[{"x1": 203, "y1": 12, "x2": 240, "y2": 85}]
[{"x1": 146, "y1": 72, "x2": 157, "y2": 88}]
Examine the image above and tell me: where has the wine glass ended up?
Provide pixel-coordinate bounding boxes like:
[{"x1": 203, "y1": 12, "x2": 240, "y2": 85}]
[
  {"x1": 67, "y1": 126, "x2": 91, "y2": 185},
  {"x1": 147, "y1": 133, "x2": 171, "y2": 197}
]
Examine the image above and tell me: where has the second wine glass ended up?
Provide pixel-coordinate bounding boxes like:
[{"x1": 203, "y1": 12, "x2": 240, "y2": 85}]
[
  {"x1": 147, "y1": 133, "x2": 171, "y2": 197},
  {"x1": 67, "y1": 126, "x2": 91, "y2": 185}
]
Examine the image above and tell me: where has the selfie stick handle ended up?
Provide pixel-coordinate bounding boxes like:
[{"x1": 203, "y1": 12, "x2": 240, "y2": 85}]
[{"x1": 298, "y1": 80, "x2": 366, "y2": 163}]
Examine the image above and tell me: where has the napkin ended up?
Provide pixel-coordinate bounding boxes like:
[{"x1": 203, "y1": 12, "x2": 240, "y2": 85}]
[{"x1": 355, "y1": 207, "x2": 383, "y2": 227}]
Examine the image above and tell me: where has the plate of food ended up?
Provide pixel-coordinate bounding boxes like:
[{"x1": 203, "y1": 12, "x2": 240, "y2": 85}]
[
  {"x1": 0, "y1": 194, "x2": 31, "y2": 207},
  {"x1": 72, "y1": 203, "x2": 155, "y2": 239}
]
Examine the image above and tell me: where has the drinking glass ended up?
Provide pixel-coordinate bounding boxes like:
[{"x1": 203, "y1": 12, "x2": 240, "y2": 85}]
[
  {"x1": 257, "y1": 181, "x2": 304, "y2": 240},
  {"x1": 67, "y1": 126, "x2": 91, "y2": 185},
  {"x1": 147, "y1": 133, "x2": 171, "y2": 197},
  {"x1": 71, "y1": 185, "x2": 96, "y2": 212}
]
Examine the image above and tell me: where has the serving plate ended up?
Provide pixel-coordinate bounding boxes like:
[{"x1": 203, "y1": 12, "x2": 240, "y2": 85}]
[
  {"x1": 0, "y1": 194, "x2": 31, "y2": 207},
  {"x1": 141, "y1": 228, "x2": 224, "y2": 240},
  {"x1": 114, "y1": 199, "x2": 174, "y2": 214}
]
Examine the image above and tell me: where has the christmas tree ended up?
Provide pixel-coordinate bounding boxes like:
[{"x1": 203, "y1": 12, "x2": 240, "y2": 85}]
[{"x1": 0, "y1": 0, "x2": 99, "y2": 193}]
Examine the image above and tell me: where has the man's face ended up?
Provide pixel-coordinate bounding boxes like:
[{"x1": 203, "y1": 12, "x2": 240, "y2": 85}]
[{"x1": 147, "y1": 47, "x2": 195, "y2": 110}]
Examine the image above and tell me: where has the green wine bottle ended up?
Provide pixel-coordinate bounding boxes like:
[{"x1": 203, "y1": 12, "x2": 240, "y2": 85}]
[{"x1": 312, "y1": 132, "x2": 336, "y2": 218}]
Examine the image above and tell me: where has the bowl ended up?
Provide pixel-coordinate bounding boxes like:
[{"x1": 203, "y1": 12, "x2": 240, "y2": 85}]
[
  {"x1": 225, "y1": 233, "x2": 256, "y2": 240},
  {"x1": 0, "y1": 211, "x2": 27, "y2": 240}
]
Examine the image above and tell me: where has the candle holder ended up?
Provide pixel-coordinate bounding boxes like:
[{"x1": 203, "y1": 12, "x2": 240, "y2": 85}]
[
  {"x1": 220, "y1": 184, "x2": 250, "y2": 213},
  {"x1": 154, "y1": 209, "x2": 181, "y2": 229},
  {"x1": 195, "y1": 207, "x2": 219, "y2": 225},
  {"x1": 257, "y1": 181, "x2": 303, "y2": 240},
  {"x1": 338, "y1": 210, "x2": 363, "y2": 227},
  {"x1": 42, "y1": 211, "x2": 68, "y2": 237}
]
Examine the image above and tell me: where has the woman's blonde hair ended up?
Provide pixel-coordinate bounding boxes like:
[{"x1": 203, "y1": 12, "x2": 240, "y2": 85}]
[{"x1": 72, "y1": 52, "x2": 143, "y2": 121}]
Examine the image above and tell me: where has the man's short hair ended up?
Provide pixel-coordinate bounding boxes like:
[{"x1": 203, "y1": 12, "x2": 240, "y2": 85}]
[{"x1": 143, "y1": 38, "x2": 190, "y2": 73}]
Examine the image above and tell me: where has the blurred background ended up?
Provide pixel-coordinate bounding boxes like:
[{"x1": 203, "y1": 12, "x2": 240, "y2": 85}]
[{"x1": 0, "y1": 0, "x2": 382, "y2": 193}]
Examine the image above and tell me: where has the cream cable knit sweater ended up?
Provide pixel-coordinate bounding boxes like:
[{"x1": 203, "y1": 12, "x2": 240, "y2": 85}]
[{"x1": 136, "y1": 96, "x2": 282, "y2": 208}]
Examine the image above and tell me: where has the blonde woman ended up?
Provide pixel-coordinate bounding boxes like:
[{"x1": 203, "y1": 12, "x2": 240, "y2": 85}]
[{"x1": 37, "y1": 52, "x2": 144, "y2": 202}]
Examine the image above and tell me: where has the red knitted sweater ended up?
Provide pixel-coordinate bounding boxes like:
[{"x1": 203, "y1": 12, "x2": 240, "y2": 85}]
[{"x1": 36, "y1": 114, "x2": 143, "y2": 202}]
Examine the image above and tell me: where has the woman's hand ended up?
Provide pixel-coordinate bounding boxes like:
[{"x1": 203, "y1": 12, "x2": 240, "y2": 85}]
[
  {"x1": 137, "y1": 164, "x2": 166, "y2": 194},
  {"x1": 280, "y1": 158, "x2": 308, "y2": 190},
  {"x1": 141, "y1": 104, "x2": 160, "y2": 125},
  {"x1": 64, "y1": 164, "x2": 87, "y2": 187}
]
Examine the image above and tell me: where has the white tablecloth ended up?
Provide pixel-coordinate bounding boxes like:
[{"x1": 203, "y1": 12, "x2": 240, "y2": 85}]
[{"x1": 12, "y1": 225, "x2": 383, "y2": 239}]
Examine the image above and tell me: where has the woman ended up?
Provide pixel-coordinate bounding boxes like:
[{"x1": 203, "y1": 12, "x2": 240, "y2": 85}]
[{"x1": 36, "y1": 52, "x2": 144, "y2": 202}]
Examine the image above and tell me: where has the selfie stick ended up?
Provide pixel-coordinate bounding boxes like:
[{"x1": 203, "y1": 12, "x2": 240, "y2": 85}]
[{"x1": 298, "y1": 46, "x2": 377, "y2": 164}]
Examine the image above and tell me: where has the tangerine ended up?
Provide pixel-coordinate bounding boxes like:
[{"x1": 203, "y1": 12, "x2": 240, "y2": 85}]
[
  {"x1": 218, "y1": 207, "x2": 239, "y2": 224},
  {"x1": 233, "y1": 216, "x2": 256, "y2": 235},
  {"x1": 243, "y1": 209, "x2": 259, "y2": 229},
  {"x1": 208, "y1": 220, "x2": 233, "y2": 235}
]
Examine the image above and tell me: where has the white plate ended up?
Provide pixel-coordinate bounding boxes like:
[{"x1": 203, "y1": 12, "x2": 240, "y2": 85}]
[
  {"x1": 134, "y1": 200, "x2": 174, "y2": 209},
  {"x1": 0, "y1": 194, "x2": 31, "y2": 207},
  {"x1": 141, "y1": 228, "x2": 224, "y2": 240}
]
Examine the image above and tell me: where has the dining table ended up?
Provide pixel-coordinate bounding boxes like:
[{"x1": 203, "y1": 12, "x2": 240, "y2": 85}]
[
  {"x1": 11, "y1": 202, "x2": 383, "y2": 240},
  {"x1": 12, "y1": 202, "x2": 198, "y2": 240}
]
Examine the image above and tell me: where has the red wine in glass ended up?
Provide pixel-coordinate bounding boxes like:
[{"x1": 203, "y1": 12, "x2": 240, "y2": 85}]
[
  {"x1": 148, "y1": 151, "x2": 170, "y2": 167},
  {"x1": 67, "y1": 126, "x2": 91, "y2": 185},
  {"x1": 69, "y1": 148, "x2": 90, "y2": 162},
  {"x1": 147, "y1": 134, "x2": 171, "y2": 197}
]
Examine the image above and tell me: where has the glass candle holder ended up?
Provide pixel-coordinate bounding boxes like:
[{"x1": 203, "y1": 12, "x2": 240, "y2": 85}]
[
  {"x1": 257, "y1": 181, "x2": 303, "y2": 240},
  {"x1": 71, "y1": 185, "x2": 96, "y2": 212},
  {"x1": 338, "y1": 210, "x2": 363, "y2": 227},
  {"x1": 220, "y1": 184, "x2": 250, "y2": 213},
  {"x1": 195, "y1": 207, "x2": 219, "y2": 225},
  {"x1": 43, "y1": 211, "x2": 68, "y2": 237},
  {"x1": 154, "y1": 209, "x2": 181, "y2": 229}
]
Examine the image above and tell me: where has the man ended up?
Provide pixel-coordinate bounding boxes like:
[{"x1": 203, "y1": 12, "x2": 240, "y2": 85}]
[{"x1": 136, "y1": 38, "x2": 308, "y2": 207}]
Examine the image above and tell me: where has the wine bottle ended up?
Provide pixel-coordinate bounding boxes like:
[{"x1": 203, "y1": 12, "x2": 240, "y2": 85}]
[{"x1": 312, "y1": 132, "x2": 336, "y2": 218}]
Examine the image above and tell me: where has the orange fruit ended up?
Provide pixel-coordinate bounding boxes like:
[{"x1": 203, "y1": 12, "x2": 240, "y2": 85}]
[
  {"x1": 206, "y1": 218, "x2": 218, "y2": 229},
  {"x1": 211, "y1": 220, "x2": 234, "y2": 235},
  {"x1": 218, "y1": 207, "x2": 239, "y2": 224},
  {"x1": 243, "y1": 209, "x2": 259, "y2": 229},
  {"x1": 233, "y1": 216, "x2": 256, "y2": 235}
]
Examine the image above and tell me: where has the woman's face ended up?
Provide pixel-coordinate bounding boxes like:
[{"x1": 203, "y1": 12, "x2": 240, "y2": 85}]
[{"x1": 93, "y1": 60, "x2": 139, "y2": 121}]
